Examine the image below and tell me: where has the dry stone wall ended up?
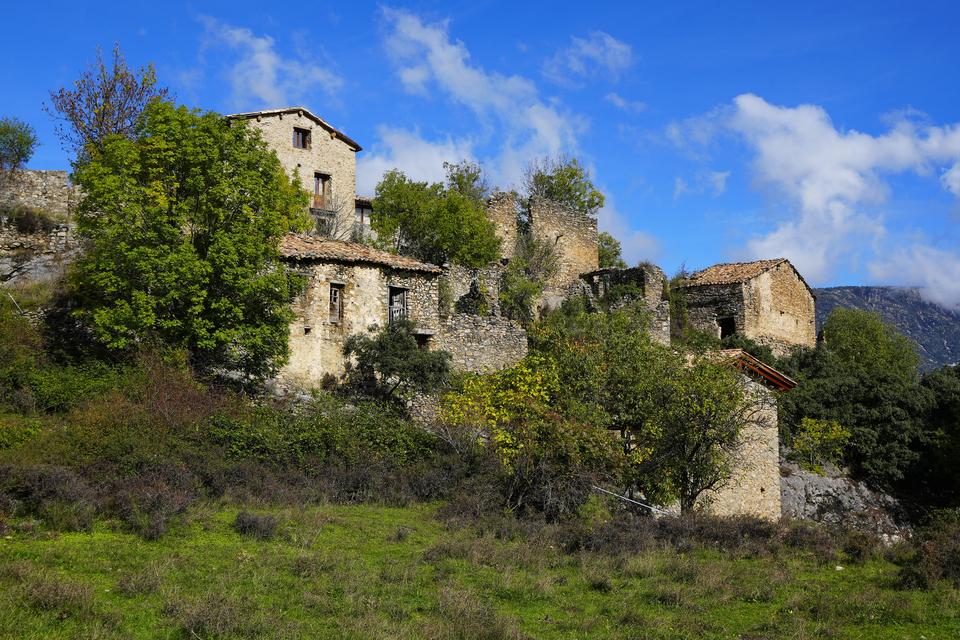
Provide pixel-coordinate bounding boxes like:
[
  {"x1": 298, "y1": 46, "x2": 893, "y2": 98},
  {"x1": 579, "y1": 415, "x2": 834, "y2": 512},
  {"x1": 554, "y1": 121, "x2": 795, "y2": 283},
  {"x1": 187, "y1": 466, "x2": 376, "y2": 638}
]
[
  {"x1": 485, "y1": 192, "x2": 517, "y2": 258},
  {"x1": 745, "y1": 265, "x2": 816, "y2": 354},
  {"x1": 580, "y1": 265, "x2": 671, "y2": 345},
  {"x1": 530, "y1": 196, "x2": 598, "y2": 305},
  {"x1": 700, "y1": 379, "x2": 781, "y2": 519},
  {"x1": 433, "y1": 314, "x2": 527, "y2": 372},
  {"x1": 0, "y1": 170, "x2": 80, "y2": 219}
]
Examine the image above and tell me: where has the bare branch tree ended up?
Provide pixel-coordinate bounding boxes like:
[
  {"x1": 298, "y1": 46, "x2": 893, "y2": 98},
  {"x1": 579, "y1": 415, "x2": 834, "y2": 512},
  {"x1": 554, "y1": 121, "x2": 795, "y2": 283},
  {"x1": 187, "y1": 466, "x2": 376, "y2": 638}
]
[{"x1": 43, "y1": 43, "x2": 172, "y2": 156}]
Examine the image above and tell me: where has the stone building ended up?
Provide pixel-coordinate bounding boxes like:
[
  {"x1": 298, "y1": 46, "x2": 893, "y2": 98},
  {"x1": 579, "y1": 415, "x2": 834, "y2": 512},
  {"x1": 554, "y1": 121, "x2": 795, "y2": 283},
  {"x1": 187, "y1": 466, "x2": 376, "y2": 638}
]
[
  {"x1": 580, "y1": 264, "x2": 671, "y2": 345},
  {"x1": 227, "y1": 107, "x2": 362, "y2": 237},
  {"x1": 675, "y1": 258, "x2": 816, "y2": 356},
  {"x1": 279, "y1": 234, "x2": 442, "y2": 386}
]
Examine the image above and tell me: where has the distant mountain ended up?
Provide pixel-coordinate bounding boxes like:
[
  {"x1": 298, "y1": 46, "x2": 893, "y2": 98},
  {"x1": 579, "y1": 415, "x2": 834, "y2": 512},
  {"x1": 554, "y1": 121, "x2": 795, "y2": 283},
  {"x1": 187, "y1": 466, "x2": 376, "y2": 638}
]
[{"x1": 814, "y1": 286, "x2": 960, "y2": 371}]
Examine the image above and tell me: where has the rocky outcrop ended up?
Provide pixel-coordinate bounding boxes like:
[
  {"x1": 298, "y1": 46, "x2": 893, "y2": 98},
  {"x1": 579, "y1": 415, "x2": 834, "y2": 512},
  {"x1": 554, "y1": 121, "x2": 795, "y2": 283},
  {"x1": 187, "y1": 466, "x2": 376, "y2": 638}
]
[{"x1": 780, "y1": 462, "x2": 910, "y2": 534}]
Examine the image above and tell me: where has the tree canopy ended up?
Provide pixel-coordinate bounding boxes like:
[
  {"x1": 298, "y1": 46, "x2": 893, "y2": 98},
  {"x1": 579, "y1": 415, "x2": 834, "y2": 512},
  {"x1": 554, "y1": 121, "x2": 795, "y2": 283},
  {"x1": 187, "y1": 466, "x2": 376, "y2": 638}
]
[
  {"x1": 597, "y1": 231, "x2": 628, "y2": 269},
  {"x1": 371, "y1": 162, "x2": 501, "y2": 268},
  {"x1": 43, "y1": 43, "x2": 172, "y2": 156},
  {"x1": 70, "y1": 100, "x2": 308, "y2": 381},
  {"x1": 521, "y1": 154, "x2": 605, "y2": 215},
  {"x1": 821, "y1": 307, "x2": 922, "y2": 381},
  {"x1": 0, "y1": 116, "x2": 39, "y2": 175}
]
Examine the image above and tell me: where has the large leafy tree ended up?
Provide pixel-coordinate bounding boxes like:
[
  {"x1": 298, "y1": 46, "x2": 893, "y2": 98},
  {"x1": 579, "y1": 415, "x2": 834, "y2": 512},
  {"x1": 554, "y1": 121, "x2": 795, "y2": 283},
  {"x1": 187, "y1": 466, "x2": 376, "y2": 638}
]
[
  {"x1": 70, "y1": 100, "x2": 308, "y2": 381},
  {"x1": 371, "y1": 161, "x2": 501, "y2": 268},
  {"x1": 821, "y1": 307, "x2": 923, "y2": 381},
  {"x1": 597, "y1": 231, "x2": 628, "y2": 269},
  {"x1": 43, "y1": 43, "x2": 171, "y2": 156},
  {"x1": 521, "y1": 154, "x2": 605, "y2": 215}
]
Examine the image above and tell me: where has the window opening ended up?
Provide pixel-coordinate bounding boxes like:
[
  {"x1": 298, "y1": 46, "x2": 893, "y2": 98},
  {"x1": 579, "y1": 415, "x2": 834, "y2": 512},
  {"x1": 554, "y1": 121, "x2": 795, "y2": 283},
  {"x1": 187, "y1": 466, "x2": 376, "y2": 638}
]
[
  {"x1": 314, "y1": 173, "x2": 330, "y2": 209},
  {"x1": 329, "y1": 284, "x2": 343, "y2": 323},
  {"x1": 718, "y1": 317, "x2": 736, "y2": 339},
  {"x1": 294, "y1": 127, "x2": 310, "y2": 149},
  {"x1": 389, "y1": 287, "x2": 408, "y2": 322}
]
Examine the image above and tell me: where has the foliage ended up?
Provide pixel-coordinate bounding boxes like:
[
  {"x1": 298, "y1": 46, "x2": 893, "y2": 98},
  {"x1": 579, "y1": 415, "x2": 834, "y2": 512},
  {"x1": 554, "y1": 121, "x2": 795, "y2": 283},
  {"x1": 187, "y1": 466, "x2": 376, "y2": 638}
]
[
  {"x1": 521, "y1": 153, "x2": 605, "y2": 215},
  {"x1": 597, "y1": 231, "x2": 628, "y2": 269},
  {"x1": 371, "y1": 163, "x2": 501, "y2": 268},
  {"x1": 777, "y1": 343, "x2": 930, "y2": 486},
  {"x1": 0, "y1": 301, "x2": 41, "y2": 395},
  {"x1": 0, "y1": 115, "x2": 39, "y2": 174},
  {"x1": 906, "y1": 364, "x2": 960, "y2": 505},
  {"x1": 498, "y1": 232, "x2": 559, "y2": 323},
  {"x1": 821, "y1": 307, "x2": 923, "y2": 381},
  {"x1": 70, "y1": 100, "x2": 308, "y2": 381},
  {"x1": 789, "y1": 418, "x2": 852, "y2": 475},
  {"x1": 720, "y1": 333, "x2": 779, "y2": 368},
  {"x1": 343, "y1": 318, "x2": 452, "y2": 400},
  {"x1": 666, "y1": 262, "x2": 693, "y2": 343},
  {"x1": 43, "y1": 42, "x2": 172, "y2": 156}
]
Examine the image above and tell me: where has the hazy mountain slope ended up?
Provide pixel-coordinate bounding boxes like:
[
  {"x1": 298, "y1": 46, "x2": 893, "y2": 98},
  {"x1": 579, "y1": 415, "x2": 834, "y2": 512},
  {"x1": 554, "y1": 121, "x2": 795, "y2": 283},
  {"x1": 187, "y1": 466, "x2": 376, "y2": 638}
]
[{"x1": 814, "y1": 286, "x2": 960, "y2": 371}]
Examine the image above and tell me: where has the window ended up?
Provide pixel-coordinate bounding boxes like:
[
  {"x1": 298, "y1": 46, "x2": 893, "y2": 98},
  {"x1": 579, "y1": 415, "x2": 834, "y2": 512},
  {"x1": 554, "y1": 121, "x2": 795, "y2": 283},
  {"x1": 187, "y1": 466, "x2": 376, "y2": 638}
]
[
  {"x1": 314, "y1": 173, "x2": 330, "y2": 209},
  {"x1": 329, "y1": 284, "x2": 343, "y2": 323},
  {"x1": 293, "y1": 127, "x2": 310, "y2": 149},
  {"x1": 388, "y1": 287, "x2": 408, "y2": 322}
]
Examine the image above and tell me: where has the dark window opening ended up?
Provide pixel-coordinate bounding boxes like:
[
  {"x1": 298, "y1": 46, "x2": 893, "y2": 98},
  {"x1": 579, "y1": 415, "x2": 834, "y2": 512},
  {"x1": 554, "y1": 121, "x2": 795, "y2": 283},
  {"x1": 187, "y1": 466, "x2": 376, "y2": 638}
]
[
  {"x1": 304, "y1": 327, "x2": 312, "y2": 335},
  {"x1": 329, "y1": 284, "x2": 343, "y2": 323},
  {"x1": 294, "y1": 127, "x2": 310, "y2": 149},
  {"x1": 415, "y1": 334, "x2": 430, "y2": 349},
  {"x1": 389, "y1": 287, "x2": 408, "y2": 322},
  {"x1": 718, "y1": 317, "x2": 737, "y2": 339}
]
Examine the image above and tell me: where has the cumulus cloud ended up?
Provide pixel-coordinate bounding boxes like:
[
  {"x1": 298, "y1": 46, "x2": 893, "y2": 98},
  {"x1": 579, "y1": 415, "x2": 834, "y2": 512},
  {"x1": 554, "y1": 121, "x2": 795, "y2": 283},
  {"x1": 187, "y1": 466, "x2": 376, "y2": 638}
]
[
  {"x1": 543, "y1": 31, "x2": 634, "y2": 85},
  {"x1": 355, "y1": 126, "x2": 475, "y2": 197},
  {"x1": 671, "y1": 94, "x2": 960, "y2": 304},
  {"x1": 605, "y1": 92, "x2": 646, "y2": 114},
  {"x1": 199, "y1": 16, "x2": 343, "y2": 109},
  {"x1": 596, "y1": 195, "x2": 664, "y2": 265},
  {"x1": 379, "y1": 7, "x2": 586, "y2": 186}
]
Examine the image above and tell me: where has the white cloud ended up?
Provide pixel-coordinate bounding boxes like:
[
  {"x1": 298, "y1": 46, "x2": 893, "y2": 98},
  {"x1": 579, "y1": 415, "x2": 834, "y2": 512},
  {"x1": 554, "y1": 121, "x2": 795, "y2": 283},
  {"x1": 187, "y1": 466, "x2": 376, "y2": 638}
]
[
  {"x1": 379, "y1": 7, "x2": 586, "y2": 187},
  {"x1": 355, "y1": 126, "x2": 474, "y2": 197},
  {"x1": 199, "y1": 15, "x2": 343, "y2": 110},
  {"x1": 605, "y1": 92, "x2": 646, "y2": 114},
  {"x1": 596, "y1": 195, "x2": 664, "y2": 265},
  {"x1": 543, "y1": 31, "x2": 634, "y2": 85},
  {"x1": 673, "y1": 177, "x2": 690, "y2": 200},
  {"x1": 672, "y1": 171, "x2": 730, "y2": 200},
  {"x1": 670, "y1": 94, "x2": 960, "y2": 304}
]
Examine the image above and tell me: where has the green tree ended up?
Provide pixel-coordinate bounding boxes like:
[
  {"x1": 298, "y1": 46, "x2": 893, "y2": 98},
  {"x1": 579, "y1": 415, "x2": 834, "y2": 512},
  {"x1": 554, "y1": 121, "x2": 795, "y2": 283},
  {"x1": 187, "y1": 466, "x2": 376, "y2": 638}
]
[
  {"x1": 343, "y1": 318, "x2": 452, "y2": 400},
  {"x1": 0, "y1": 116, "x2": 39, "y2": 175},
  {"x1": 499, "y1": 232, "x2": 559, "y2": 323},
  {"x1": 43, "y1": 43, "x2": 172, "y2": 156},
  {"x1": 521, "y1": 154, "x2": 605, "y2": 215},
  {"x1": 598, "y1": 231, "x2": 628, "y2": 269},
  {"x1": 371, "y1": 163, "x2": 501, "y2": 268},
  {"x1": 70, "y1": 100, "x2": 308, "y2": 381},
  {"x1": 821, "y1": 308, "x2": 923, "y2": 381}
]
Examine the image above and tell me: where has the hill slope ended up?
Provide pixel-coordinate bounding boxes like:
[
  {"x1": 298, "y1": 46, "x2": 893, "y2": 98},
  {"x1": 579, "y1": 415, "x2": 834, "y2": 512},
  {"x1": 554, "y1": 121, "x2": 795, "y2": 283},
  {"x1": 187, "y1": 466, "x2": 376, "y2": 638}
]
[{"x1": 814, "y1": 286, "x2": 960, "y2": 371}]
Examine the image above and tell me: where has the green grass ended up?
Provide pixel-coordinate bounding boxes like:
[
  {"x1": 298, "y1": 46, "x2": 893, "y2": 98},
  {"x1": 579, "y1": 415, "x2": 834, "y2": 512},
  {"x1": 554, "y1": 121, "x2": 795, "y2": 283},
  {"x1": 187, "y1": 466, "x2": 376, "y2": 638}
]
[{"x1": 2, "y1": 502, "x2": 959, "y2": 639}]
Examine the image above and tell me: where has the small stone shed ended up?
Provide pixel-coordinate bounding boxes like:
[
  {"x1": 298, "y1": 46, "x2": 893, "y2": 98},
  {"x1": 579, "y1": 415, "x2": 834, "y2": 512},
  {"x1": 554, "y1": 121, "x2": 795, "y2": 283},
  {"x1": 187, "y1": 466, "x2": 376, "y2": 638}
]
[
  {"x1": 675, "y1": 258, "x2": 816, "y2": 356},
  {"x1": 701, "y1": 349, "x2": 796, "y2": 520},
  {"x1": 279, "y1": 234, "x2": 442, "y2": 386}
]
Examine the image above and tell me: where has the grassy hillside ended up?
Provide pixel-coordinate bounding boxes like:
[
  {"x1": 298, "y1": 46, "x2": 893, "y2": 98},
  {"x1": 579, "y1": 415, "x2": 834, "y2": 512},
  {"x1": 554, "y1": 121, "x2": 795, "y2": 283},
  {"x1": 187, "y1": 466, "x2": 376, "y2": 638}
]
[{"x1": 814, "y1": 286, "x2": 960, "y2": 370}]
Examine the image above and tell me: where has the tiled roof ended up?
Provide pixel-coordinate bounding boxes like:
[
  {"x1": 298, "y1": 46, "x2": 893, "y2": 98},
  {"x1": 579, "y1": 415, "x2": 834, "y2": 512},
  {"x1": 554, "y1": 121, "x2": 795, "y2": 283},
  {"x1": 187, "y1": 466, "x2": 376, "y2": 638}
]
[
  {"x1": 679, "y1": 259, "x2": 788, "y2": 286},
  {"x1": 225, "y1": 106, "x2": 362, "y2": 151},
  {"x1": 355, "y1": 196, "x2": 373, "y2": 206},
  {"x1": 279, "y1": 234, "x2": 442, "y2": 273}
]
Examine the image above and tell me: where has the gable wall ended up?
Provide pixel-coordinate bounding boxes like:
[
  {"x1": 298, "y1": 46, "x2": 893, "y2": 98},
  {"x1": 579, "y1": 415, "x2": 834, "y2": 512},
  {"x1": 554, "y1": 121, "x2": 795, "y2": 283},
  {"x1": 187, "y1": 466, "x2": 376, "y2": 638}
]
[
  {"x1": 242, "y1": 112, "x2": 357, "y2": 217},
  {"x1": 530, "y1": 196, "x2": 598, "y2": 306},
  {"x1": 743, "y1": 264, "x2": 816, "y2": 354}
]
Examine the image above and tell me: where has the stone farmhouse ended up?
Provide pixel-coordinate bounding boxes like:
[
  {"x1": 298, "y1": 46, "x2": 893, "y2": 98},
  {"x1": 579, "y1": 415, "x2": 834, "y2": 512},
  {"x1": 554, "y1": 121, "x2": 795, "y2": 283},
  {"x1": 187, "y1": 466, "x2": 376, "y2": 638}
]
[{"x1": 674, "y1": 258, "x2": 817, "y2": 357}]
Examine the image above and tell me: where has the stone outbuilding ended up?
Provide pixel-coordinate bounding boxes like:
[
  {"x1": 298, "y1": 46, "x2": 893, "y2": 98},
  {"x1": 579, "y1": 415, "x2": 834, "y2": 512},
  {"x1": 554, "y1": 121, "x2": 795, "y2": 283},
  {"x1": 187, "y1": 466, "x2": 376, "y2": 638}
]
[
  {"x1": 675, "y1": 258, "x2": 816, "y2": 356},
  {"x1": 278, "y1": 234, "x2": 442, "y2": 386}
]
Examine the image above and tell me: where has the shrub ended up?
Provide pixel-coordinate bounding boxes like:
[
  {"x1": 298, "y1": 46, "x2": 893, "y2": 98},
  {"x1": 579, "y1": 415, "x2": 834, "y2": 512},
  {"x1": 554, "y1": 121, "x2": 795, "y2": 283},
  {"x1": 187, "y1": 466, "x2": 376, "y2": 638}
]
[
  {"x1": 898, "y1": 510, "x2": 960, "y2": 589},
  {"x1": 790, "y1": 418, "x2": 851, "y2": 475},
  {"x1": 232, "y1": 511, "x2": 278, "y2": 541}
]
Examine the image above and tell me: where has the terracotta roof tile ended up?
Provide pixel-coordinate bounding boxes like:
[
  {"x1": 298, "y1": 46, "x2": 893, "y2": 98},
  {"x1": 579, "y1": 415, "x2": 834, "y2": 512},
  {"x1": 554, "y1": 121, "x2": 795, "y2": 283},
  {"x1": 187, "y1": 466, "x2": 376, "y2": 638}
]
[
  {"x1": 678, "y1": 259, "x2": 789, "y2": 287},
  {"x1": 279, "y1": 234, "x2": 442, "y2": 273}
]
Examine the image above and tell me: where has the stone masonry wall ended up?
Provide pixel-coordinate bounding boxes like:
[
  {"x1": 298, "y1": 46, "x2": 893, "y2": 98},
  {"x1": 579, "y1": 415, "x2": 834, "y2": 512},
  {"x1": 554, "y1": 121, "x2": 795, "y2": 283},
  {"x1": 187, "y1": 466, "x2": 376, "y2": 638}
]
[
  {"x1": 681, "y1": 282, "x2": 746, "y2": 338},
  {"x1": 433, "y1": 314, "x2": 528, "y2": 372},
  {"x1": 239, "y1": 112, "x2": 357, "y2": 225},
  {"x1": 282, "y1": 260, "x2": 439, "y2": 387},
  {"x1": 530, "y1": 196, "x2": 598, "y2": 306},
  {"x1": 744, "y1": 265, "x2": 816, "y2": 355},
  {"x1": 485, "y1": 192, "x2": 517, "y2": 259},
  {"x1": 580, "y1": 265, "x2": 671, "y2": 346},
  {"x1": 440, "y1": 262, "x2": 506, "y2": 316},
  {"x1": 700, "y1": 378, "x2": 781, "y2": 519},
  {"x1": 0, "y1": 170, "x2": 80, "y2": 219}
]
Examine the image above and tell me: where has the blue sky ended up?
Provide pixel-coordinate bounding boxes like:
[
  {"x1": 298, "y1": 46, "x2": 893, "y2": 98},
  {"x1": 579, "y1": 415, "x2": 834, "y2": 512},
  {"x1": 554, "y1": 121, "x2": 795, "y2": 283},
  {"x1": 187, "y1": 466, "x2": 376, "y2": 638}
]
[{"x1": 5, "y1": 1, "x2": 960, "y2": 307}]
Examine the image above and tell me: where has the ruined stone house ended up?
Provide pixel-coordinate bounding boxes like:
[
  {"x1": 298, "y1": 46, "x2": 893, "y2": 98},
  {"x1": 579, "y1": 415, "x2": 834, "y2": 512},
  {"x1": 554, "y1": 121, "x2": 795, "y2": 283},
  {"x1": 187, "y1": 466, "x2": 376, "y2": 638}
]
[
  {"x1": 579, "y1": 263, "x2": 671, "y2": 345},
  {"x1": 675, "y1": 258, "x2": 816, "y2": 356},
  {"x1": 227, "y1": 107, "x2": 373, "y2": 238}
]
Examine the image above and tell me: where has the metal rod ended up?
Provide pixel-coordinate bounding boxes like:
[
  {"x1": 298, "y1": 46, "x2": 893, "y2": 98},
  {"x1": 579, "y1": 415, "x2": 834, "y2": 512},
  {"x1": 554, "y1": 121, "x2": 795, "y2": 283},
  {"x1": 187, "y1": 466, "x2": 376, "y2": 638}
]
[
  {"x1": 592, "y1": 485, "x2": 674, "y2": 517},
  {"x1": 6, "y1": 293, "x2": 23, "y2": 313}
]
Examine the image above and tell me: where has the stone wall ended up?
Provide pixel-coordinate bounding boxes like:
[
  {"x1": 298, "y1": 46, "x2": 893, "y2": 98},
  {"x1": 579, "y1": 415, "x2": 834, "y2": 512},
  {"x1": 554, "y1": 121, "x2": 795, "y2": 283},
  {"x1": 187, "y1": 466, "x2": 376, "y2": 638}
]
[
  {"x1": 440, "y1": 262, "x2": 506, "y2": 316},
  {"x1": 529, "y1": 196, "x2": 598, "y2": 305},
  {"x1": 0, "y1": 170, "x2": 80, "y2": 219},
  {"x1": 700, "y1": 379, "x2": 781, "y2": 519},
  {"x1": 282, "y1": 260, "x2": 440, "y2": 386},
  {"x1": 579, "y1": 265, "x2": 671, "y2": 346},
  {"x1": 744, "y1": 264, "x2": 817, "y2": 354},
  {"x1": 485, "y1": 192, "x2": 517, "y2": 258},
  {"x1": 682, "y1": 281, "x2": 746, "y2": 340},
  {"x1": 433, "y1": 314, "x2": 528, "y2": 372},
  {"x1": 238, "y1": 111, "x2": 358, "y2": 228}
]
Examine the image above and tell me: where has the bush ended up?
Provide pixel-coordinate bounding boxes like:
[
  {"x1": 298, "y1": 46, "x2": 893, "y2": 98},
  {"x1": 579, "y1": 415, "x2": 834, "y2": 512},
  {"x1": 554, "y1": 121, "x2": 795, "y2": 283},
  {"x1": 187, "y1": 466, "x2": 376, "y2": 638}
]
[
  {"x1": 898, "y1": 510, "x2": 960, "y2": 589},
  {"x1": 232, "y1": 511, "x2": 278, "y2": 541}
]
